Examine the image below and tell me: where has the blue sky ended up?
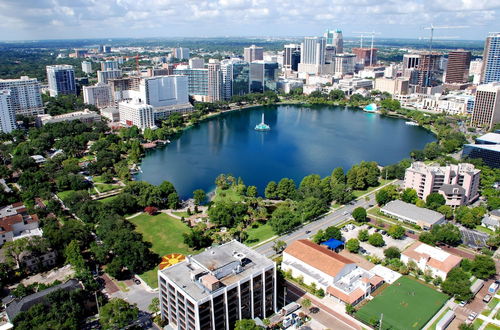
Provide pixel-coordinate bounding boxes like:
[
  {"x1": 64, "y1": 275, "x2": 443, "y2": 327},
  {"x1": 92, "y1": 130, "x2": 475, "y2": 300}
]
[{"x1": 0, "y1": 0, "x2": 499, "y2": 41}]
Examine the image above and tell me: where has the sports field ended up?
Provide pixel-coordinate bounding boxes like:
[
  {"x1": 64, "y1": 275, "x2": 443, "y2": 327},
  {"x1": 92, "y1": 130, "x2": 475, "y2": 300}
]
[{"x1": 356, "y1": 276, "x2": 448, "y2": 330}]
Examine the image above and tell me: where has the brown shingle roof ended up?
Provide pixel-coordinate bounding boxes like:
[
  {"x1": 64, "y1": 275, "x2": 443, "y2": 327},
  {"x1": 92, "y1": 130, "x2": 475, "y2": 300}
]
[{"x1": 284, "y1": 240, "x2": 354, "y2": 277}]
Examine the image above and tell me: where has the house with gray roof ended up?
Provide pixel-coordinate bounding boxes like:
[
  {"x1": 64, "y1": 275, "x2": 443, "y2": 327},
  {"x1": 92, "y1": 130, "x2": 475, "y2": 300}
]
[
  {"x1": 482, "y1": 209, "x2": 500, "y2": 230},
  {"x1": 380, "y1": 200, "x2": 445, "y2": 229}
]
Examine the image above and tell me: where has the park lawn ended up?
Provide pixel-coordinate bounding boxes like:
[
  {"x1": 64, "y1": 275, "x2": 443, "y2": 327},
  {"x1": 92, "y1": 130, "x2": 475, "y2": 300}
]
[
  {"x1": 57, "y1": 190, "x2": 77, "y2": 201},
  {"x1": 94, "y1": 183, "x2": 121, "y2": 193},
  {"x1": 352, "y1": 179, "x2": 393, "y2": 198},
  {"x1": 472, "y1": 319, "x2": 484, "y2": 330},
  {"x1": 129, "y1": 212, "x2": 195, "y2": 288},
  {"x1": 212, "y1": 187, "x2": 245, "y2": 203},
  {"x1": 355, "y1": 276, "x2": 448, "y2": 330},
  {"x1": 474, "y1": 225, "x2": 494, "y2": 235},
  {"x1": 245, "y1": 222, "x2": 275, "y2": 247},
  {"x1": 485, "y1": 323, "x2": 500, "y2": 330},
  {"x1": 99, "y1": 195, "x2": 119, "y2": 204}
]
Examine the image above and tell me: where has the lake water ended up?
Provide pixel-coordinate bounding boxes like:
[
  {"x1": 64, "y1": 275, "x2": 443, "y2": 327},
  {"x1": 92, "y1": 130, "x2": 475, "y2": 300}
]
[{"x1": 135, "y1": 105, "x2": 436, "y2": 199}]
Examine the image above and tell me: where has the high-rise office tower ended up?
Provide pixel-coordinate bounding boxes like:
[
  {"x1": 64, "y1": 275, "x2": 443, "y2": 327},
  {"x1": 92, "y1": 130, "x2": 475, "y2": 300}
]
[
  {"x1": 103, "y1": 45, "x2": 112, "y2": 54},
  {"x1": 46, "y1": 65, "x2": 77, "y2": 97},
  {"x1": 283, "y1": 44, "x2": 301, "y2": 72},
  {"x1": 101, "y1": 60, "x2": 119, "y2": 71},
  {"x1": 81, "y1": 61, "x2": 93, "y2": 74},
  {"x1": 445, "y1": 50, "x2": 471, "y2": 84},
  {"x1": 250, "y1": 61, "x2": 279, "y2": 93},
  {"x1": 334, "y1": 54, "x2": 356, "y2": 75},
  {"x1": 0, "y1": 90, "x2": 16, "y2": 133},
  {"x1": 352, "y1": 48, "x2": 378, "y2": 67},
  {"x1": 334, "y1": 30, "x2": 343, "y2": 53},
  {"x1": 298, "y1": 37, "x2": 326, "y2": 74},
  {"x1": 173, "y1": 66, "x2": 209, "y2": 99},
  {"x1": 470, "y1": 82, "x2": 500, "y2": 130},
  {"x1": 158, "y1": 240, "x2": 276, "y2": 330},
  {"x1": 207, "y1": 60, "x2": 222, "y2": 102},
  {"x1": 83, "y1": 83, "x2": 113, "y2": 108},
  {"x1": 173, "y1": 48, "x2": 190, "y2": 60},
  {"x1": 97, "y1": 69, "x2": 122, "y2": 84},
  {"x1": 221, "y1": 59, "x2": 250, "y2": 100},
  {"x1": 481, "y1": 33, "x2": 500, "y2": 84},
  {"x1": 243, "y1": 45, "x2": 264, "y2": 63},
  {"x1": 0, "y1": 76, "x2": 43, "y2": 116}
]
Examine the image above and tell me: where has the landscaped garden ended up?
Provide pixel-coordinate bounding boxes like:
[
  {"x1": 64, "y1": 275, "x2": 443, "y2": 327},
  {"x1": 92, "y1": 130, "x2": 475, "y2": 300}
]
[
  {"x1": 129, "y1": 212, "x2": 195, "y2": 288},
  {"x1": 244, "y1": 221, "x2": 275, "y2": 246},
  {"x1": 356, "y1": 276, "x2": 448, "y2": 330}
]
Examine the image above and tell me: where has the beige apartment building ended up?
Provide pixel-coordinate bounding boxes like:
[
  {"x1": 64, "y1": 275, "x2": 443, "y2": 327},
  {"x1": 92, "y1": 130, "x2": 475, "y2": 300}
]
[
  {"x1": 470, "y1": 82, "x2": 500, "y2": 130},
  {"x1": 404, "y1": 162, "x2": 480, "y2": 207}
]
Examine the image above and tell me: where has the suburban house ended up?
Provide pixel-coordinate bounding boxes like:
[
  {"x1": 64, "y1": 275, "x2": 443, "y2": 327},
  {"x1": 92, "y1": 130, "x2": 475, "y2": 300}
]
[
  {"x1": 401, "y1": 241, "x2": 462, "y2": 279},
  {"x1": 0, "y1": 203, "x2": 41, "y2": 246},
  {"x1": 282, "y1": 240, "x2": 384, "y2": 305},
  {"x1": 481, "y1": 209, "x2": 500, "y2": 230},
  {"x1": 380, "y1": 200, "x2": 445, "y2": 230}
]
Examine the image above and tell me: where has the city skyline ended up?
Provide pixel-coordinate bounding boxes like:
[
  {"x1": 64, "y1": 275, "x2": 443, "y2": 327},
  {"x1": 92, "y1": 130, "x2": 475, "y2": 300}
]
[{"x1": 0, "y1": 0, "x2": 499, "y2": 41}]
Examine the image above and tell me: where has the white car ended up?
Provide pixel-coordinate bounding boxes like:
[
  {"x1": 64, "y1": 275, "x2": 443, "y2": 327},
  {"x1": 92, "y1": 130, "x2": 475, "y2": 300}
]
[
  {"x1": 343, "y1": 211, "x2": 349, "y2": 216},
  {"x1": 458, "y1": 301, "x2": 467, "y2": 307},
  {"x1": 468, "y1": 312, "x2": 477, "y2": 321}
]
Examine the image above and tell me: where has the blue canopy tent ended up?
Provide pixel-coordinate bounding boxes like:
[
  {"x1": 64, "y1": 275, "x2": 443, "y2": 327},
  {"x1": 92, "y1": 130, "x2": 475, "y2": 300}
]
[{"x1": 321, "y1": 238, "x2": 344, "y2": 251}]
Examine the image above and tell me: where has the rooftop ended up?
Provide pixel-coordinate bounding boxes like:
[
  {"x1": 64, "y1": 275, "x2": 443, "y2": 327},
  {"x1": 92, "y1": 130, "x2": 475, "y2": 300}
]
[
  {"x1": 402, "y1": 241, "x2": 462, "y2": 274},
  {"x1": 381, "y1": 200, "x2": 444, "y2": 225},
  {"x1": 476, "y1": 132, "x2": 500, "y2": 145},
  {"x1": 160, "y1": 240, "x2": 274, "y2": 302},
  {"x1": 464, "y1": 144, "x2": 500, "y2": 152}
]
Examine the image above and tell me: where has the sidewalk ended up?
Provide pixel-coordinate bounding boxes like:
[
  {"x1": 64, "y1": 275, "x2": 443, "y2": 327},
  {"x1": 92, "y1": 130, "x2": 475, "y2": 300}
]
[{"x1": 478, "y1": 294, "x2": 500, "y2": 330}]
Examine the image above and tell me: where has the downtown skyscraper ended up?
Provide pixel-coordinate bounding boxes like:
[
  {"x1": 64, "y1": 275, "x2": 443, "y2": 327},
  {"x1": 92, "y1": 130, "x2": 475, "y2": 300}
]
[{"x1": 481, "y1": 33, "x2": 500, "y2": 84}]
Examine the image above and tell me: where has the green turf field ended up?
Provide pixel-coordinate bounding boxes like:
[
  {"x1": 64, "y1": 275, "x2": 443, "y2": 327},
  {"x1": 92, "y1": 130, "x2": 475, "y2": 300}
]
[{"x1": 356, "y1": 276, "x2": 448, "y2": 330}]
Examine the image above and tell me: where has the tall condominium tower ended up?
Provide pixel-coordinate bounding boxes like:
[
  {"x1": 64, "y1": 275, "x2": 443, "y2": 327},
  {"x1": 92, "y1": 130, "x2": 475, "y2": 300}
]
[
  {"x1": 158, "y1": 240, "x2": 276, "y2": 330},
  {"x1": 207, "y1": 60, "x2": 222, "y2": 102},
  {"x1": 82, "y1": 83, "x2": 113, "y2": 108},
  {"x1": 0, "y1": 76, "x2": 43, "y2": 116},
  {"x1": 445, "y1": 50, "x2": 471, "y2": 84},
  {"x1": 481, "y1": 33, "x2": 500, "y2": 84},
  {"x1": 101, "y1": 60, "x2": 119, "y2": 71},
  {"x1": 81, "y1": 61, "x2": 93, "y2": 74},
  {"x1": 0, "y1": 90, "x2": 16, "y2": 133},
  {"x1": 221, "y1": 59, "x2": 250, "y2": 100},
  {"x1": 97, "y1": 69, "x2": 122, "y2": 84},
  {"x1": 173, "y1": 48, "x2": 190, "y2": 60},
  {"x1": 243, "y1": 45, "x2": 264, "y2": 63},
  {"x1": 470, "y1": 82, "x2": 500, "y2": 130},
  {"x1": 324, "y1": 29, "x2": 343, "y2": 53},
  {"x1": 46, "y1": 65, "x2": 76, "y2": 97},
  {"x1": 298, "y1": 37, "x2": 326, "y2": 74},
  {"x1": 283, "y1": 44, "x2": 301, "y2": 72}
]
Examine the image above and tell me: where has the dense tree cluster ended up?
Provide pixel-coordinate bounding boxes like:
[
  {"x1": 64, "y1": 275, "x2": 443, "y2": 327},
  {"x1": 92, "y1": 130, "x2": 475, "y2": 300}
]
[{"x1": 418, "y1": 223, "x2": 462, "y2": 246}]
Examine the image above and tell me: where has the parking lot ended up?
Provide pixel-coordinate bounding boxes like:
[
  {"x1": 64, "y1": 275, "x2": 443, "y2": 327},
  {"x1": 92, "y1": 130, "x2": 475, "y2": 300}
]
[
  {"x1": 342, "y1": 224, "x2": 415, "y2": 259},
  {"x1": 459, "y1": 227, "x2": 489, "y2": 249}
]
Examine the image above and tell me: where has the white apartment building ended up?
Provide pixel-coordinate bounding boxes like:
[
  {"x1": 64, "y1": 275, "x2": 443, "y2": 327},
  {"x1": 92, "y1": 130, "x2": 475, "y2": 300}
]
[
  {"x1": 404, "y1": 162, "x2": 481, "y2": 206},
  {"x1": 189, "y1": 58, "x2": 205, "y2": 69},
  {"x1": 97, "y1": 69, "x2": 122, "y2": 84},
  {"x1": 207, "y1": 60, "x2": 222, "y2": 102},
  {"x1": 0, "y1": 203, "x2": 41, "y2": 246},
  {"x1": 81, "y1": 61, "x2": 93, "y2": 74},
  {"x1": 0, "y1": 76, "x2": 44, "y2": 116},
  {"x1": 158, "y1": 240, "x2": 276, "y2": 330},
  {"x1": 173, "y1": 47, "x2": 190, "y2": 60},
  {"x1": 83, "y1": 83, "x2": 113, "y2": 108},
  {"x1": 0, "y1": 90, "x2": 16, "y2": 133},
  {"x1": 401, "y1": 242, "x2": 462, "y2": 279},
  {"x1": 119, "y1": 99, "x2": 154, "y2": 130}
]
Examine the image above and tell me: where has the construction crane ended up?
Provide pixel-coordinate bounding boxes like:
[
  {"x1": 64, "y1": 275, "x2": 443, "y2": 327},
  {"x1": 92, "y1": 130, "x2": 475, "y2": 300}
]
[
  {"x1": 353, "y1": 31, "x2": 380, "y2": 66},
  {"x1": 422, "y1": 24, "x2": 467, "y2": 86}
]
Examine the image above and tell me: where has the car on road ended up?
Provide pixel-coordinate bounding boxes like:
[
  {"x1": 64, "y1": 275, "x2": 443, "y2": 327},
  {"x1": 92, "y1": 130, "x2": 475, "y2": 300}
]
[
  {"x1": 468, "y1": 312, "x2": 477, "y2": 321},
  {"x1": 459, "y1": 301, "x2": 467, "y2": 307},
  {"x1": 483, "y1": 294, "x2": 492, "y2": 303},
  {"x1": 343, "y1": 211, "x2": 349, "y2": 215},
  {"x1": 134, "y1": 278, "x2": 141, "y2": 285},
  {"x1": 408, "y1": 230, "x2": 415, "y2": 234},
  {"x1": 305, "y1": 230, "x2": 311, "y2": 234}
]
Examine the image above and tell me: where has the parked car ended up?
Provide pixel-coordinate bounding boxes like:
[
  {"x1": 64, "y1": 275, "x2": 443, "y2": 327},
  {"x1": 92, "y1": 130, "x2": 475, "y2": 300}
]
[
  {"x1": 381, "y1": 230, "x2": 387, "y2": 235},
  {"x1": 459, "y1": 301, "x2": 467, "y2": 307},
  {"x1": 468, "y1": 312, "x2": 477, "y2": 321},
  {"x1": 408, "y1": 230, "x2": 415, "y2": 234},
  {"x1": 483, "y1": 294, "x2": 492, "y2": 303},
  {"x1": 134, "y1": 277, "x2": 141, "y2": 285}
]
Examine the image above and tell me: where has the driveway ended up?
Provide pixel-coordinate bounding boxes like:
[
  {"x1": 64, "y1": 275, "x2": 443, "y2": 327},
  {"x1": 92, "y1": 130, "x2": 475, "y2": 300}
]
[
  {"x1": 109, "y1": 280, "x2": 158, "y2": 312},
  {"x1": 342, "y1": 224, "x2": 415, "y2": 259}
]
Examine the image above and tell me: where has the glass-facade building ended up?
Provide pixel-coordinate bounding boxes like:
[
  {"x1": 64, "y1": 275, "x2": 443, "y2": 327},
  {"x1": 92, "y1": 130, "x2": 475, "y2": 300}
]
[
  {"x1": 46, "y1": 65, "x2": 76, "y2": 97},
  {"x1": 173, "y1": 67, "x2": 208, "y2": 96},
  {"x1": 250, "y1": 61, "x2": 279, "y2": 93},
  {"x1": 221, "y1": 60, "x2": 250, "y2": 100},
  {"x1": 481, "y1": 33, "x2": 500, "y2": 84}
]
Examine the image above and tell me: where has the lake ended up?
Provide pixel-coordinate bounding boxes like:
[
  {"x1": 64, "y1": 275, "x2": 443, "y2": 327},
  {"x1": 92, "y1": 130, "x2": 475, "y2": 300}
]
[{"x1": 135, "y1": 105, "x2": 436, "y2": 199}]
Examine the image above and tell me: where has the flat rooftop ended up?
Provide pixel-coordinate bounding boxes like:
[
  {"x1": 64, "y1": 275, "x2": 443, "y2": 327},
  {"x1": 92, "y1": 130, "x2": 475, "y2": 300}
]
[
  {"x1": 381, "y1": 200, "x2": 444, "y2": 225},
  {"x1": 477, "y1": 132, "x2": 500, "y2": 145},
  {"x1": 160, "y1": 240, "x2": 274, "y2": 302}
]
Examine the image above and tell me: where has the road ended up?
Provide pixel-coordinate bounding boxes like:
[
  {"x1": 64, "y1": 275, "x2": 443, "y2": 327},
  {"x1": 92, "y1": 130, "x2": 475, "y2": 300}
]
[{"x1": 254, "y1": 181, "x2": 398, "y2": 257}]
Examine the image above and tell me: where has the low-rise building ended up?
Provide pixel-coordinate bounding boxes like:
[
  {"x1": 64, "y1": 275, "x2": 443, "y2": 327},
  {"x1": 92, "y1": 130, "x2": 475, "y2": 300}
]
[
  {"x1": 282, "y1": 240, "x2": 383, "y2": 306},
  {"x1": 0, "y1": 203, "x2": 41, "y2": 246},
  {"x1": 401, "y1": 242, "x2": 462, "y2": 279},
  {"x1": 481, "y1": 209, "x2": 500, "y2": 230},
  {"x1": 158, "y1": 240, "x2": 276, "y2": 330},
  {"x1": 36, "y1": 109, "x2": 101, "y2": 127},
  {"x1": 463, "y1": 132, "x2": 500, "y2": 168},
  {"x1": 100, "y1": 106, "x2": 120, "y2": 122},
  {"x1": 380, "y1": 200, "x2": 445, "y2": 229}
]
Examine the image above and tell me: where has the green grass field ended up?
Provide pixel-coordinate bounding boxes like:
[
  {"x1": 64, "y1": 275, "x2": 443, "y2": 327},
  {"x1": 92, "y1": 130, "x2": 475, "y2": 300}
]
[
  {"x1": 57, "y1": 190, "x2": 77, "y2": 201},
  {"x1": 245, "y1": 221, "x2": 275, "y2": 246},
  {"x1": 129, "y1": 212, "x2": 195, "y2": 288},
  {"x1": 352, "y1": 179, "x2": 393, "y2": 198},
  {"x1": 356, "y1": 277, "x2": 448, "y2": 330},
  {"x1": 212, "y1": 187, "x2": 244, "y2": 203},
  {"x1": 94, "y1": 183, "x2": 121, "y2": 193}
]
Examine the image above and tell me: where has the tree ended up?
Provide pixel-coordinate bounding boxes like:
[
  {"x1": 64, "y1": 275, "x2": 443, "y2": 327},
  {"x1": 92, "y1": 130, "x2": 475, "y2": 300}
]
[
  {"x1": 144, "y1": 206, "x2": 158, "y2": 215},
  {"x1": 298, "y1": 197, "x2": 328, "y2": 222},
  {"x1": 471, "y1": 255, "x2": 496, "y2": 279},
  {"x1": 193, "y1": 189, "x2": 207, "y2": 206},
  {"x1": 301, "y1": 298, "x2": 312, "y2": 310},
  {"x1": 64, "y1": 240, "x2": 86, "y2": 272},
  {"x1": 426, "y1": 193, "x2": 446, "y2": 210},
  {"x1": 148, "y1": 297, "x2": 160, "y2": 314},
  {"x1": 375, "y1": 185, "x2": 399, "y2": 206},
  {"x1": 324, "y1": 226, "x2": 342, "y2": 240},
  {"x1": 99, "y1": 298, "x2": 139, "y2": 330},
  {"x1": 346, "y1": 239, "x2": 360, "y2": 253},
  {"x1": 345, "y1": 304, "x2": 356, "y2": 315},
  {"x1": 388, "y1": 224, "x2": 405, "y2": 239},
  {"x1": 368, "y1": 233, "x2": 385, "y2": 247},
  {"x1": 401, "y1": 188, "x2": 418, "y2": 204},
  {"x1": 234, "y1": 319, "x2": 261, "y2": 330},
  {"x1": 459, "y1": 323, "x2": 474, "y2": 330},
  {"x1": 352, "y1": 207, "x2": 367, "y2": 222},
  {"x1": 331, "y1": 183, "x2": 353, "y2": 204},
  {"x1": 358, "y1": 229, "x2": 369, "y2": 242},
  {"x1": 276, "y1": 178, "x2": 296, "y2": 200},
  {"x1": 431, "y1": 223, "x2": 461, "y2": 246},
  {"x1": 3, "y1": 238, "x2": 29, "y2": 269},
  {"x1": 437, "y1": 205, "x2": 453, "y2": 220},
  {"x1": 383, "y1": 246, "x2": 401, "y2": 259},
  {"x1": 441, "y1": 267, "x2": 472, "y2": 301},
  {"x1": 269, "y1": 203, "x2": 301, "y2": 234},
  {"x1": 246, "y1": 185, "x2": 257, "y2": 198},
  {"x1": 272, "y1": 240, "x2": 287, "y2": 254},
  {"x1": 264, "y1": 181, "x2": 278, "y2": 199}
]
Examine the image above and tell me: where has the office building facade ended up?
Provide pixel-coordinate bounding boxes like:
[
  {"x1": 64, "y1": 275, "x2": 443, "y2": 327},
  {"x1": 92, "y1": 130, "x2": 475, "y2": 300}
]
[
  {"x1": 0, "y1": 76, "x2": 44, "y2": 116},
  {"x1": 283, "y1": 44, "x2": 301, "y2": 72},
  {"x1": 481, "y1": 33, "x2": 500, "y2": 84},
  {"x1": 250, "y1": 61, "x2": 279, "y2": 93},
  {"x1": 173, "y1": 48, "x2": 190, "y2": 60},
  {"x1": 189, "y1": 58, "x2": 205, "y2": 69},
  {"x1": 158, "y1": 240, "x2": 276, "y2": 330},
  {"x1": 221, "y1": 59, "x2": 250, "y2": 100},
  {"x1": 470, "y1": 82, "x2": 500, "y2": 130},
  {"x1": 298, "y1": 37, "x2": 326, "y2": 74},
  {"x1": 173, "y1": 66, "x2": 209, "y2": 99},
  {"x1": 325, "y1": 29, "x2": 343, "y2": 53},
  {"x1": 445, "y1": 50, "x2": 471, "y2": 84},
  {"x1": 46, "y1": 65, "x2": 76, "y2": 97},
  {"x1": 0, "y1": 90, "x2": 16, "y2": 133},
  {"x1": 463, "y1": 132, "x2": 500, "y2": 169},
  {"x1": 101, "y1": 60, "x2": 119, "y2": 71},
  {"x1": 97, "y1": 69, "x2": 122, "y2": 84},
  {"x1": 352, "y1": 48, "x2": 378, "y2": 67},
  {"x1": 334, "y1": 54, "x2": 356, "y2": 75},
  {"x1": 83, "y1": 83, "x2": 113, "y2": 108},
  {"x1": 243, "y1": 45, "x2": 264, "y2": 63}
]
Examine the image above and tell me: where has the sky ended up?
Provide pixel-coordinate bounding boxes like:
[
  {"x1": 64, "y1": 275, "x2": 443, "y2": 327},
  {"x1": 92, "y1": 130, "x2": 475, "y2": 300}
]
[{"x1": 0, "y1": 0, "x2": 499, "y2": 41}]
